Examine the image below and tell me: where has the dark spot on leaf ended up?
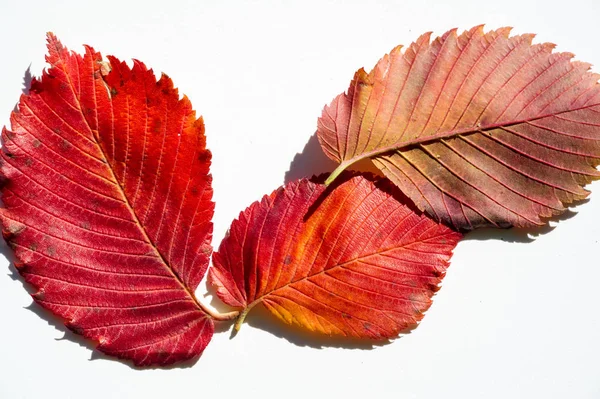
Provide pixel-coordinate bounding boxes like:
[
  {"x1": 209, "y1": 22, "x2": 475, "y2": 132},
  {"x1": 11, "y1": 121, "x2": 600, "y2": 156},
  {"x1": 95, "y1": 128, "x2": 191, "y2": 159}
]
[
  {"x1": 24, "y1": 158, "x2": 33, "y2": 167},
  {"x1": 342, "y1": 313, "x2": 352, "y2": 319},
  {"x1": 69, "y1": 324, "x2": 84, "y2": 335},
  {"x1": 283, "y1": 255, "x2": 293, "y2": 265},
  {"x1": 375, "y1": 229, "x2": 386, "y2": 240},
  {"x1": 152, "y1": 119, "x2": 162, "y2": 134},
  {"x1": 80, "y1": 221, "x2": 91, "y2": 230},
  {"x1": 32, "y1": 139, "x2": 41, "y2": 148},
  {"x1": 28, "y1": 243, "x2": 38, "y2": 252},
  {"x1": 363, "y1": 322, "x2": 371, "y2": 331},
  {"x1": 16, "y1": 263, "x2": 30, "y2": 273},
  {"x1": 428, "y1": 282, "x2": 440, "y2": 291},
  {"x1": 60, "y1": 139, "x2": 71, "y2": 150},
  {"x1": 110, "y1": 87, "x2": 118, "y2": 96},
  {"x1": 197, "y1": 151, "x2": 211, "y2": 164},
  {"x1": 46, "y1": 246, "x2": 57, "y2": 256},
  {"x1": 33, "y1": 290, "x2": 45, "y2": 301}
]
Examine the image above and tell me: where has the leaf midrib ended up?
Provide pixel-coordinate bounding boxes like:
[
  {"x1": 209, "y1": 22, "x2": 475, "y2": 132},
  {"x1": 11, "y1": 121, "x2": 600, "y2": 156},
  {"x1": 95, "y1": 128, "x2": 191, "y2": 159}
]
[
  {"x1": 244, "y1": 232, "x2": 455, "y2": 312},
  {"x1": 342, "y1": 102, "x2": 600, "y2": 168},
  {"x1": 56, "y1": 49, "x2": 206, "y2": 316}
]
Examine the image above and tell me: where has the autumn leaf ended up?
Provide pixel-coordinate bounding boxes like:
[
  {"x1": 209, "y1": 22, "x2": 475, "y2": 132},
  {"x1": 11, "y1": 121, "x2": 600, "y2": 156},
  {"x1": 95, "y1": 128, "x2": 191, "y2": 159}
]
[
  {"x1": 0, "y1": 34, "x2": 233, "y2": 366},
  {"x1": 209, "y1": 174, "x2": 462, "y2": 338},
  {"x1": 317, "y1": 26, "x2": 600, "y2": 230}
]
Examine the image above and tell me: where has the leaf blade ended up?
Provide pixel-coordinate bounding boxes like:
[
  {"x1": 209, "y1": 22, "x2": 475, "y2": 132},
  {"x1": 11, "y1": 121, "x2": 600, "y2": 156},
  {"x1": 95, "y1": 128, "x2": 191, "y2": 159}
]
[
  {"x1": 1, "y1": 34, "x2": 214, "y2": 366},
  {"x1": 318, "y1": 26, "x2": 600, "y2": 230},
  {"x1": 210, "y1": 175, "x2": 461, "y2": 338}
]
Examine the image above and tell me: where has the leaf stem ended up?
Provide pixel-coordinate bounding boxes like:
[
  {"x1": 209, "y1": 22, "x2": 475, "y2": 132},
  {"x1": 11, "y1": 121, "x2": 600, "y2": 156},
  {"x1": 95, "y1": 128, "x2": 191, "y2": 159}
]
[
  {"x1": 197, "y1": 298, "x2": 240, "y2": 321},
  {"x1": 234, "y1": 308, "x2": 251, "y2": 332},
  {"x1": 233, "y1": 299, "x2": 262, "y2": 333},
  {"x1": 325, "y1": 161, "x2": 351, "y2": 186}
]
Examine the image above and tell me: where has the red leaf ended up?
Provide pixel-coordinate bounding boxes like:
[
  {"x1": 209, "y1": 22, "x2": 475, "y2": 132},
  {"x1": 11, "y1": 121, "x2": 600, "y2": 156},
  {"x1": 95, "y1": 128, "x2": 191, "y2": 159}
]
[
  {"x1": 210, "y1": 175, "x2": 462, "y2": 338},
  {"x1": 317, "y1": 26, "x2": 600, "y2": 230},
  {"x1": 1, "y1": 34, "x2": 215, "y2": 366}
]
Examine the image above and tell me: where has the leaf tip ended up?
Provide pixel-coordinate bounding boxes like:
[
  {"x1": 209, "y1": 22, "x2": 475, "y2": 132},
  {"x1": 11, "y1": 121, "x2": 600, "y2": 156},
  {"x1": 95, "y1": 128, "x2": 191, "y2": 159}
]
[{"x1": 45, "y1": 31, "x2": 58, "y2": 45}]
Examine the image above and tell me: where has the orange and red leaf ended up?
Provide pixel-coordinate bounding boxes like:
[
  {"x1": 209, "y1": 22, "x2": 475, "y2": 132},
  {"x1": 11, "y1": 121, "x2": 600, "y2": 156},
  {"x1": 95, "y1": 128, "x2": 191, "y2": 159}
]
[{"x1": 210, "y1": 175, "x2": 462, "y2": 338}]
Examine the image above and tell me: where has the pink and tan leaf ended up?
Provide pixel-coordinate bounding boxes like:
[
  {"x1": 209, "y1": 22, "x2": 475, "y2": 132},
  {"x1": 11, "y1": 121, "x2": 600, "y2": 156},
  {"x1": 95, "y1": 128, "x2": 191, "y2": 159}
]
[{"x1": 318, "y1": 26, "x2": 600, "y2": 230}]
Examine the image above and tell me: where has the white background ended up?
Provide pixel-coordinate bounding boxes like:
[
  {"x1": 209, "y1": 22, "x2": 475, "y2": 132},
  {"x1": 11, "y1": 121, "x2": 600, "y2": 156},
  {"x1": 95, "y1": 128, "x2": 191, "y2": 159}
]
[{"x1": 1, "y1": 0, "x2": 599, "y2": 398}]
